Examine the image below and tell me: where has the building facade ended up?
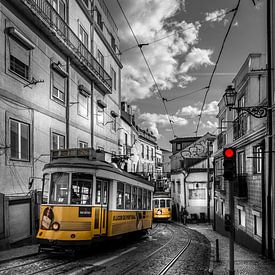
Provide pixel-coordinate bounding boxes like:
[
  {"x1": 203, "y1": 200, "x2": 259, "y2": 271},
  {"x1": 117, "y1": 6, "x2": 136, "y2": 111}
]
[
  {"x1": 0, "y1": 0, "x2": 122, "y2": 195},
  {"x1": 213, "y1": 53, "x2": 267, "y2": 254}
]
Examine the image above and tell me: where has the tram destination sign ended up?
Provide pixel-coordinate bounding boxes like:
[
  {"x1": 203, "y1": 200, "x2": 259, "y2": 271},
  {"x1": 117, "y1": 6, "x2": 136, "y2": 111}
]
[{"x1": 79, "y1": 206, "x2": 92, "y2": 217}]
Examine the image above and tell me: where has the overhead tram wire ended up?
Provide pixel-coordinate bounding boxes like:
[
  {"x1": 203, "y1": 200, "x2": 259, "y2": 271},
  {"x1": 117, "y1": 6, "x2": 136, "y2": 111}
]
[
  {"x1": 163, "y1": 86, "x2": 209, "y2": 102},
  {"x1": 194, "y1": 0, "x2": 241, "y2": 136},
  {"x1": 105, "y1": 7, "x2": 236, "y2": 58},
  {"x1": 117, "y1": 0, "x2": 177, "y2": 138}
]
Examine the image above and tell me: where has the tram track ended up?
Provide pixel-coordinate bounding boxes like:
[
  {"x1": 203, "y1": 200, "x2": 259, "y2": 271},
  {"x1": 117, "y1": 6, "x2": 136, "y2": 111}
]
[{"x1": 118, "y1": 223, "x2": 186, "y2": 275}]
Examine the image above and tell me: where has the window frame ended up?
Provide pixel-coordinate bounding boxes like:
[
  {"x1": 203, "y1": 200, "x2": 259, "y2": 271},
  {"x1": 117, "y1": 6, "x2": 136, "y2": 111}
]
[
  {"x1": 51, "y1": 131, "x2": 65, "y2": 150},
  {"x1": 51, "y1": 68, "x2": 67, "y2": 105},
  {"x1": 96, "y1": 105, "x2": 104, "y2": 126},
  {"x1": 110, "y1": 66, "x2": 117, "y2": 91},
  {"x1": 79, "y1": 140, "x2": 88, "y2": 148},
  {"x1": 9, "y1": 118, "x2": 30, "y2": 162},
  {"x1": 78, "y1": 91, "x2": 89, "y2": 118},
  {"x1": 97, "y1": 49, "x2": 104, "y2": 68}
]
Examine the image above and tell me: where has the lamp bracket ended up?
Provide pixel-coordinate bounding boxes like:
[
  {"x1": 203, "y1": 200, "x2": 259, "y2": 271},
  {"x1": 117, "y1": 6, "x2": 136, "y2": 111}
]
[{"x1": 229, "y1": 105, "x2": 268, "y2": 118}]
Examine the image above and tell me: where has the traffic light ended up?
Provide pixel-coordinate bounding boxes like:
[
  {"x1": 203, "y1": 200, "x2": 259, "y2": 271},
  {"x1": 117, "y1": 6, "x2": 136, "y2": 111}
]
[
  {"x1": 223, "y1": 147, "x2": 236, "y2": 181},
  {"x1": 224, "y1": 214, "x2": 232, "y2": 232}
]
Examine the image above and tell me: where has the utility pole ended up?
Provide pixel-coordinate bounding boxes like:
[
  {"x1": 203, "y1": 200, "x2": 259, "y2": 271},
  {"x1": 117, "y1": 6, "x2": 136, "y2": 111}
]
[{"x1": 207, "y1": 141, "x2": 210, "y2": 223}]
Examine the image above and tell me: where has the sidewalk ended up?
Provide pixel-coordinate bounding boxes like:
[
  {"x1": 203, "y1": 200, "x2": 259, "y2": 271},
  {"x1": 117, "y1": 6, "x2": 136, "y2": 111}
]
[
  {"x1": 0, "y1": 244, "x2": 39, "y2": 264},
  {"x1": 189, "y1": 223, "x2": 275, "y2": 275}
]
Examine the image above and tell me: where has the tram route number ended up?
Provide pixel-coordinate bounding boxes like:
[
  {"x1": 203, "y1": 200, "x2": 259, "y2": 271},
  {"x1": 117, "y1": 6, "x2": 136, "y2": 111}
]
[
  {"x1": 79, "y1": 207, "x2": 92, "y2": 217},
  {"x1": 113, "y1": 214, "x2": 136, "y2": 221}
]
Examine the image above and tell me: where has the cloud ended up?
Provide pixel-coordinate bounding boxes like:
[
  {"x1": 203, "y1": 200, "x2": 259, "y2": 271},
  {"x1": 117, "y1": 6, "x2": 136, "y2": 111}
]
[
  {"x1": 176, "y1": 100, "x2": 218, "y2": 117},
  {"x1": 205, "y1": 9, "x2": 227, "y2": 23},
  {"x1": 138, "y1": 112, "x2": 188, "y2": 138},
  {"x1": 179, "y1": 47, "x2": 214, "y2": 74},
  {"x1": 202, "y1": 120, "x2": 218, "y2": 129},
  {"x1": 117, "y1": 0, "x2": 214, "y2": 102}
]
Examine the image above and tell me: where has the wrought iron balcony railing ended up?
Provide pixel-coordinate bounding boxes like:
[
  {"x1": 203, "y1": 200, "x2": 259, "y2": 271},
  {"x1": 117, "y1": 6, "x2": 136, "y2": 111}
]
[
  {"x1": 21, "y1": 0, "x2": 112, "y2": 92},
  {"x1": 234, "y1": 174, "x2": 248, "y2": 198}
]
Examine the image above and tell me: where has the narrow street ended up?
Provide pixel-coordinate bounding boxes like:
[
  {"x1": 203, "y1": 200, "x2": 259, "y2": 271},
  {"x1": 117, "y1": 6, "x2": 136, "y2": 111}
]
[{"x1": 0, "y1": 223, "x2": 210, "y2": 275}]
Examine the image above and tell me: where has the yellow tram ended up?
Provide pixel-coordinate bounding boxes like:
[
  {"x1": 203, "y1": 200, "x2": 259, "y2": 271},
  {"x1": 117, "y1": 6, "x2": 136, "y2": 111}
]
[
  {"x1": 36, "y1": 148, "x2": 154, "y2": 249},
  {"x1": 153, "y1": 192, "x2": 172, "y2": 221}
]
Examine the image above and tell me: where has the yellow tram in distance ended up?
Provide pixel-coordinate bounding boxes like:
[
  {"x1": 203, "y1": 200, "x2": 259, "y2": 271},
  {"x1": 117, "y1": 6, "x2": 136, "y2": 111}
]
[
  {"x1": 153, "y1": 192, "x2": 172, "y2": 221},
  {"x1": 37, "y1": 148, "x2": 154, "y2": 250}
]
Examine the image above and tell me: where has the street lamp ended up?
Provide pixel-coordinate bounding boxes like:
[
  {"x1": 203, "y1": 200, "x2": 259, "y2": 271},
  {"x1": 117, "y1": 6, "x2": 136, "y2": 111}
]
[{"x1": 223, "y1": 85, "x2": 268, "y2": 118}]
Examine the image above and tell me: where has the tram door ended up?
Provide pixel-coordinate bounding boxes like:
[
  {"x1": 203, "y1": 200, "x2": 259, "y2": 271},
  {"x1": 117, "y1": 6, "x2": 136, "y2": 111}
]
[{"x1": 94, "y1": 179, "x2": 108, "y2": 235}]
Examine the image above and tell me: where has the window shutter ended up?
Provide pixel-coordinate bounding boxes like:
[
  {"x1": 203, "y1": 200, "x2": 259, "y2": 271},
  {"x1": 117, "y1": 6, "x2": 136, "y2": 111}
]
[
  {"x1": 53, "y1": 71, "x2": 65, "y2": 92},
  {"x1": 9, "y1": 38, "x2": 29, "y2": 65}
]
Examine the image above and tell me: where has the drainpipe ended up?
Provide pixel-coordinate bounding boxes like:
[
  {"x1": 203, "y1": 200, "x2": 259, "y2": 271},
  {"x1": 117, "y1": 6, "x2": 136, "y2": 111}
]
[
  {"x1": 182, "y1": 170, "x2": 188, "y2": 208},
  {"x1": 66, "y1": 56, "x2": 70, "y2": 148},
  {"x1": 266, "y1": 0, "x2": 273, "y2": 259},
  {"x1": 261, "y1": 139, "x2": 266, "y2": 256}
]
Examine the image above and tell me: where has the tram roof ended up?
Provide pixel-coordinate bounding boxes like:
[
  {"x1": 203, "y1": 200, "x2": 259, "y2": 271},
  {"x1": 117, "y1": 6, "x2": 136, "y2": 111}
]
[
  {"x1": 153, "y1": 191, "x2": 171, "y2": 198},
  {"x1": 43, "y1": 158, "x2": 154, "y2": 187}
]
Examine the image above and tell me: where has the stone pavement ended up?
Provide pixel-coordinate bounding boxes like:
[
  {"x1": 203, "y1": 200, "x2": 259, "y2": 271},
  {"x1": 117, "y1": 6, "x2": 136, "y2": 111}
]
[
  {"x1": 189, "y1": 223, "x2": 275, "y2": 275},
  {"x1": 0, "y1": 244, "x2": 39, "y2": 263}
]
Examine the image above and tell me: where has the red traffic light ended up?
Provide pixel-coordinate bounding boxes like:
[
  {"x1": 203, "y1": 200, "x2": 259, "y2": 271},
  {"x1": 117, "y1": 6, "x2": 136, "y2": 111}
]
[{"x1": 224, "y1": 148, "x2": 235, "y2": 158}]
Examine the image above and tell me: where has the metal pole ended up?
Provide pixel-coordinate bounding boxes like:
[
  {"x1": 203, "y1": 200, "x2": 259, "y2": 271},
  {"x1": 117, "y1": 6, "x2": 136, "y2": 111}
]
[
  {"x1": 229, "y1": 179, "x2": 234, "y2": 275},
  {"x1": 207, "y1": 141, "x2": 210, "y2": 223},
  {"x1": 266, "y1": 0, "x2": 273, "y2": 260}
]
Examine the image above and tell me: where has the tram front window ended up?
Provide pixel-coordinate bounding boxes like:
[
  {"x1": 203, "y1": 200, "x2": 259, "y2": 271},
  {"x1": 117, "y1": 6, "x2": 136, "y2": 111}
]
[
  {"x1": 160, "y1": 199, "x2": 165, "y2": 208},
  {"x1": 166, "y1": 200, "x2": 171, "y2": 208},
  {"x1": 49, "y1": 172, "x2": 69, "y2": 204},
  {"x1": 71, "y1": 173, "x2": 93, "y2": 205},
  {"x1": 154, "y1": 200, "x2": 159, "y2": 208},
  {"x1": 42, "y1": 174, "x2": 50, "y2": 204}
]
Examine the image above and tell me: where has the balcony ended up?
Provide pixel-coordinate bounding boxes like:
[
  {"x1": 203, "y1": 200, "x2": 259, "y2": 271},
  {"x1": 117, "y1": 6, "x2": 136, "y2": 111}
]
[
  {"x1": 234, "y1": 174, "x2": 248, "y2": 198},
  {"x1": 217, "y1": 131, "x2": 226, "y2": 150},
  {"x1": 233, "y1": 114, "x2": 248, "y2": 140},
  {"x1": 139, "y1": 129, "x2": 157, "y2": 144},
  {"x1": 18, "y1": 0, "x2": 112, "y2": 94},
  {"x1": 121, "y1": 109, "x2": 132, "y2": 126}
]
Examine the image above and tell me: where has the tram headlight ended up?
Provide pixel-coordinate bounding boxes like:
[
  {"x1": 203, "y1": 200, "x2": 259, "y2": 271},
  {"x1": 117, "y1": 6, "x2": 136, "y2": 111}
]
[{"x1": 52, "y1": 222, "x2": 60, "y2": 231}]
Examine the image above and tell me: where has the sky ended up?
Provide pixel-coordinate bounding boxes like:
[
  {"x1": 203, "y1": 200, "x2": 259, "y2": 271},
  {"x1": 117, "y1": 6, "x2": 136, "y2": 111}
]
[{"x1": 105, "y1": 0, "x2": 266, "y2": 151}]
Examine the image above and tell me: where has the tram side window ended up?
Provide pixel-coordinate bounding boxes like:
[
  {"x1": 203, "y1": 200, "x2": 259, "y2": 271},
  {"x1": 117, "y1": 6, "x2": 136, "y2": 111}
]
[
  {"x1": 71, "y1": 173, "x2": 93, "y2": 205},
  {"x1": 42, "y1": 174, "x2": 50, "y2": 204},
  {"x1": 49, "y1": 172, "x2": 69, "y2": 204},
  {"x1": 160, "y1": 199, "x2": 165, "y2": 208},
  {"x1": 96, "y1": 180, "x2": 101, "y2": 204},
  {"x1": 137, "y1": 188, "x2": 142, "y2": 210},
  {"x1": 166, "y1": 199, "x2": 171, "y2": 208},
  {"x1": 147, "y1": 191, "x2": 151, "y2": 210},
  {"x1": 125, "y1": 184, "x2": 131, "y2": 209},
  {"x1": 143, "y1": 189, "x2": 147, "y2": 210},
  {"x1": 154, "y1": 199, "x2": 159, "y2": 208},
  {"x1": 132, "y1": 186, "x2": 137, "y2": 209},
  {"x1": 117, "y1": 182, "x2": 124, "y2": 209}
]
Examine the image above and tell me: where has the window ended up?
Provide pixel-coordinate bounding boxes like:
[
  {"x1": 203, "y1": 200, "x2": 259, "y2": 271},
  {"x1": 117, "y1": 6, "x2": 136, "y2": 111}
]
[
  {"x1": 147, "y1": 146, "x2": 149, "y2": 160},
  {"x1": 111, "y1": 117, "x2": 116, "y2": 131},
  {"x1": 132, "y1": 186, "x2": 137, "y2": 209},
  {"x1": 117, "y1": 182, "x2": 124, "y2": 209},
  {"x1": 97, "y1": 9, "x2": 103, "y2": 30},
  {"x1": 166, "y1": 199, "x2": 171, "y2": 208},
  {"x1": 51, "y1": 0, "x2": 66, "y2": 20},
  {"x1": 79, "y1": 24, "x2": 88, "y2": 48},
  {"x1": 125, "y1": 184, "x2": 131, "y2": 209},
  {"x1": 177, "y1": 180, "x2": 181, "y2": 194},
  {"x1": 148, "y1": 192, "x2": 151, "y2": 210},
  {"x1": 10, "y1": 119, "x2": 30, "y2": 161},
  {"x1": 79, "y1": 140, "x2": 88, "y2": 148},
  {"x1": 71, "y1": 173, "x2": 93, "y2": 205},
  {"x1": 110, "y1": 66, "x2": 116, "y2": 91},
  {"x1": 253, "y1": 146, "x2": 262, "y2": 174},
  {"x1": 221, "y1": 201, "x2": 224, "y2": 216},
  {"x1": 160, "y1": 199, "x2": 165, "y2": 208},
  {"x1": 238, "y1": 206, "x2": 246, "y2": 227},
  {"x1": 254, "y1": 215, "x2": 262, "y2": 237},
  {"x1": 111, "y1": 34, "x2": 116, "y2": 51},
  {"x1": 42, "y1": 174, "x2": 50, "y2": 204},
  {"x1": 78, "y1": 92, "x2": 88, "y2": 117},
  {"x1": 154, "y1": 199, "x2": 159, "y2": 208},
  {"x1": 49, "y1": 172, "x2": 69, "y2": 204},
  {"x1": 97, "y1": 50, "x2": 104, "y2": 68},
  {"x1": 52, "y1": 132, "x2": 65, "y2": 150},
  {"x1": 143, "y1": 189, "x2": 147, "y2": 210},
  {"x1": 96, "y1": 105, "x2": 104, "y2": 125},
  {"x1": 172, "y1": 181, "x2": 175, "y2": 193},
  {"x1": 176, "y1": 143, "x2": 181, "y2": 150},
  {"x1": 137, "y1": 188, "x2": 142, "y2": 209},
  {"x1": 189, "y1": 189, "x2": 206, "y2": 200},
  {"x1": 52, "y1": 70, "x2": 66, "y2": 103},
  {"x1": 238, "y1": 151, "x2": 245, "y2": 174},
  {"x1": 151, "y1": 148, "x2": 154, "y2": 160},
  {"x1": 141, "y1": 144, "x2": 144, "y2": 158},
  {"x1": 9, "y1": 37, "x2": 30, "y2": 79}
]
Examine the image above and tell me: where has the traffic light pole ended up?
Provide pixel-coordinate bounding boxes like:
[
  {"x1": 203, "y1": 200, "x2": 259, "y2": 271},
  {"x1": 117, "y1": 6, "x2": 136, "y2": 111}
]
[{"x1": 229, "y1": 178, "x2": 235, "y2": 275}]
